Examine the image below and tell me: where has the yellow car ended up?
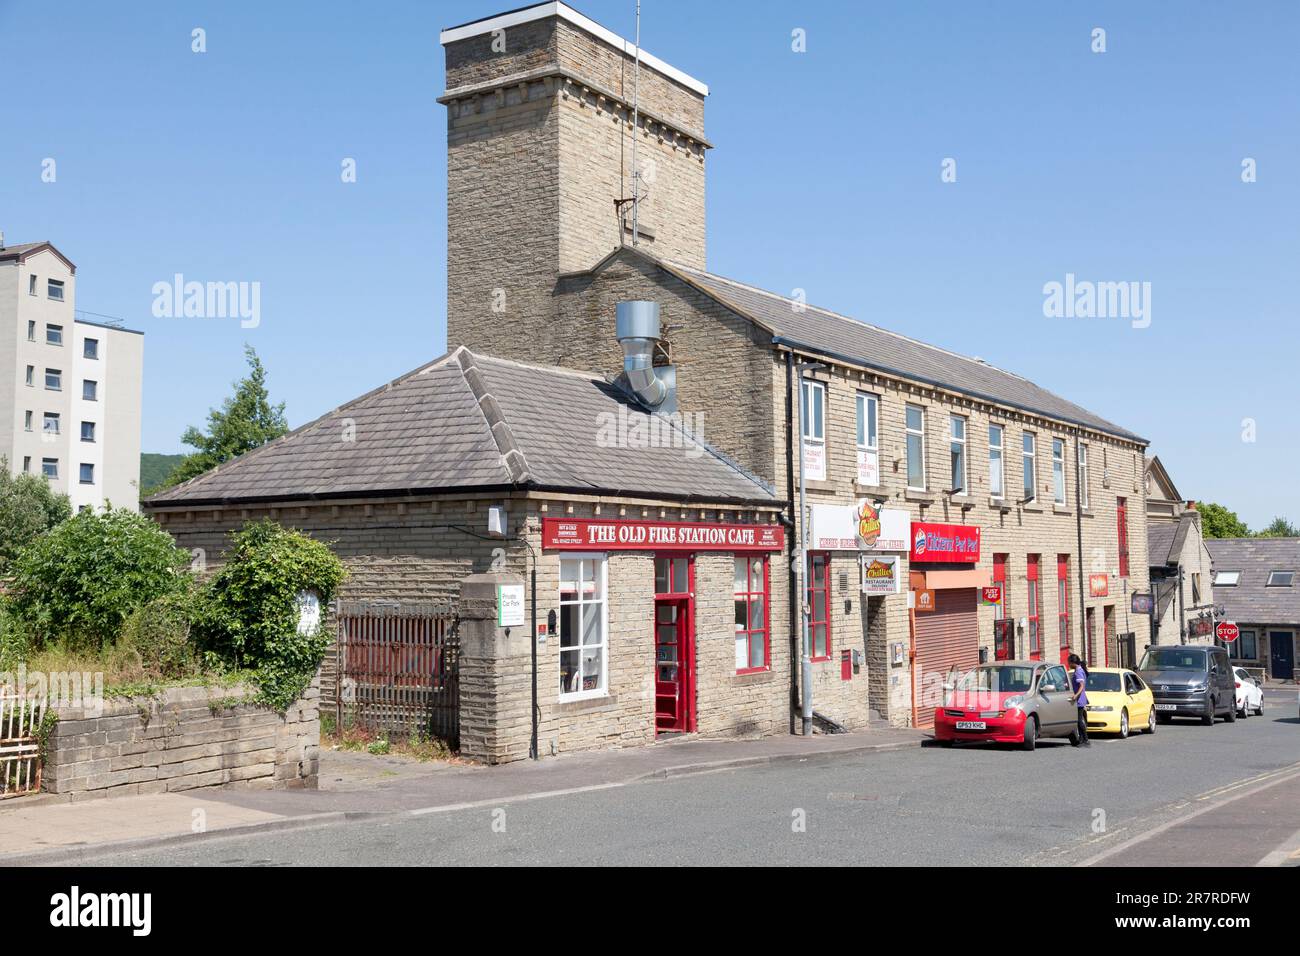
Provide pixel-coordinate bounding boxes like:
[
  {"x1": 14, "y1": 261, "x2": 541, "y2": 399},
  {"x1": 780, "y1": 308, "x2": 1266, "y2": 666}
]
[{"x1": 1084, "y1": 667, "x2": 1156, "y2": 738}]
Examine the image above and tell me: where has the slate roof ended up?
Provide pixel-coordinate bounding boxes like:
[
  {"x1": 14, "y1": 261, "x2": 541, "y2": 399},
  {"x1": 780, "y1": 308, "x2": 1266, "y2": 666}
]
[
  {"x1": 1148, "y1": 521, "x2": 1179, "y2": 567},
  {"x1": 144, "y1": 348, "x2": 778, "y2": 508},
  {"x1": 647, "y1": 254, "x2": 1144, "y2": 443},
  {"x1": 1205, "y1": 537, "x2": 1300, "y2": 625}
]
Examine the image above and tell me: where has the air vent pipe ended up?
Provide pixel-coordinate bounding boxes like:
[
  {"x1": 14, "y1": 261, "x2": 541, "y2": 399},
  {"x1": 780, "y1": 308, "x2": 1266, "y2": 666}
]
[{"x1": 615, "y1": 301, "x2": 669, "y2": 409}]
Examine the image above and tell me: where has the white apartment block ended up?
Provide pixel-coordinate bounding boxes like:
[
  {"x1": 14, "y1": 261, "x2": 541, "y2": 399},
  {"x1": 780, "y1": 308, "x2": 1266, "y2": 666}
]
[{"x1": 0, "y1": 239, "x2": 143, "y2": 511}]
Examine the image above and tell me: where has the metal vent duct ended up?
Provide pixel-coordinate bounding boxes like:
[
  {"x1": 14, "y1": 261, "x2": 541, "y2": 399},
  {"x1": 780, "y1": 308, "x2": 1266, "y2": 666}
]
[{"x1": 615, "y1": 301, "x2": 674, "y2": 412}]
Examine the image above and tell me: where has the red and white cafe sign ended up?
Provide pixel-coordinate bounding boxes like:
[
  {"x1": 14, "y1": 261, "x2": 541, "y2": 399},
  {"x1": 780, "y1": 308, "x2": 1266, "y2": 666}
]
[
  {"x1": 542, "y1": 518, "x2": 785, "y2": 552},
  {"x1": 909, "y1": 521, "x2": 980, "y2": 564}
]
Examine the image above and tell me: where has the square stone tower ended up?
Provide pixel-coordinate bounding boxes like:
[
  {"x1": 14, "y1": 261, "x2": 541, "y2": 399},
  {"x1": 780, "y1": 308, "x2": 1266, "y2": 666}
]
[{"x1": 440, "y1": 2, "x2": 709, "y2": 357}]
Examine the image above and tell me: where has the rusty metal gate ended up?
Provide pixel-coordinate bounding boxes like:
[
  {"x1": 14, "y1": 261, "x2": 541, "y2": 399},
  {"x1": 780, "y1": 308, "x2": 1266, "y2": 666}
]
[
  {"x1": 1, "y1": 693, "x2": 47, "y2": 798},
  {"x1": 334, "y1": 602, "x2": 460, "y2": 747}
]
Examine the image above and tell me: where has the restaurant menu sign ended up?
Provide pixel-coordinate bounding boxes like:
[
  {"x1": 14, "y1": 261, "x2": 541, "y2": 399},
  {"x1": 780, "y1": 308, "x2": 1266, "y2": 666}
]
[
  {"x1": 809, "y1": 501, "x2": 909, "y2": 552},
  {"x1": 860, "y1": 555, "x2": 902, "y2": 595},
  {"x1": 909, "y1": 522, "x2": 981, "y2": 563},
  {"x1": 802, "y1": 440, "x2": 826, "y2": 482},
  {"x1": 543, "y1": 518, "x2": 784, "y2": 552}
]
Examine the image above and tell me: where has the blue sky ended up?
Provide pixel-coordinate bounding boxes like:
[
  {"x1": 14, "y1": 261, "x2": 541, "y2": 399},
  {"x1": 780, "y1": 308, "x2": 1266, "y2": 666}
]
[{"x1": 1, "y1": 1, "x2": 1295, "y2": 527}]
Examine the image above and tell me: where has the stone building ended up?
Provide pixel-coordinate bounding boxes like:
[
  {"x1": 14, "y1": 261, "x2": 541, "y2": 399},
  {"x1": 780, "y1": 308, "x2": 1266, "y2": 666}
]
[
  {"x1": 146, "y1": 1, "x2": 1153, "y2": 758},
  {"x1": 1205, "y1": 537, "x2": 1300, "y2": 680},
  {"x1": 1145, "y1": 456, "x2": 1217, "y2": 647}
]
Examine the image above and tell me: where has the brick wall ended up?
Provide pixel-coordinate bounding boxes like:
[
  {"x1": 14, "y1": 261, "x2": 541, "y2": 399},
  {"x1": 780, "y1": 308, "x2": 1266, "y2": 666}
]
[{"x1": 43, "y1": 679, "x2": 319, "y2": 800}]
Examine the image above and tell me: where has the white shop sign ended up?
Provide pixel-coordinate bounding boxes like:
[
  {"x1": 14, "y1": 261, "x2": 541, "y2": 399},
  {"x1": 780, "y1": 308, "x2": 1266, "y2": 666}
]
[
  {"x1": 802, "y1": 440, "x2": 826, "y2": 482},
  {"x1": 497, "y1": 584, "x2": 525, "y2": 628},
  {"x1": 808, "y1": 502, "x2": 910, "y2": 552},
  {"x1": 856, "y1": 448, "x2": 879, "y2": 486},
  {"x1": 860, "y1": 554, "x2": 902, "y2": 595}
]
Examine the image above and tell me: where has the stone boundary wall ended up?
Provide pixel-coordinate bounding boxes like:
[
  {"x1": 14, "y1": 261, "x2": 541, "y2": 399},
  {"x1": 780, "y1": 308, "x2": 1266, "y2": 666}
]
[{"x1": 42, "y1": 678, "x2": 319, "y2": 800}]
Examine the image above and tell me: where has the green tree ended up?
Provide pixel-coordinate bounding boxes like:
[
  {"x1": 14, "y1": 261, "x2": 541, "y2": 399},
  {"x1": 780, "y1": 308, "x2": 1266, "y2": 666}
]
[
  {"x1": 0, "y1": 460, "x2": 72, "y2": 568},
  {"x1": 1255, "y1": 516, "x2": 1299, "y2": 538},
  {"x1": 1198, "y1": 502, "x2": 1249, "y2": 539},
  {"x1": 161, "y1": 346, "x2": 288, "y2": 489},
  {"x1": 6, "y1": 507, "x2": 193, "y2": 647},
  {"x1": 195, "y1": 520, "x2": 346, "y2": 710}
]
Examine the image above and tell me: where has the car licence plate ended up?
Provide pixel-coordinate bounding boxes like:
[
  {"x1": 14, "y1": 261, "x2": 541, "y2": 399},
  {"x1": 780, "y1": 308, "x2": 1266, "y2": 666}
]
[
  {"x1": 955, "y1": 720, "x2": 986, "y2": 730},
  {"x1": 1155, "y1": 704, "x2": 1178, "y2": 711}
]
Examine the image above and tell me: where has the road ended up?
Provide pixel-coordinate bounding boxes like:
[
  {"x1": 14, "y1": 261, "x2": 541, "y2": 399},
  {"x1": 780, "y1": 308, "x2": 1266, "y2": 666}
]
[{"x1": 79, "y1": 688, "x2": 1300, "y2": 866}]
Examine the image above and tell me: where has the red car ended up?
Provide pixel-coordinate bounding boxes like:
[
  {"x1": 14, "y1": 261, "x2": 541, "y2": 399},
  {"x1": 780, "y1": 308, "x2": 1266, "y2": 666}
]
[{"x1": 933, "y1": 661, "x2": 1083, "y2": 751}]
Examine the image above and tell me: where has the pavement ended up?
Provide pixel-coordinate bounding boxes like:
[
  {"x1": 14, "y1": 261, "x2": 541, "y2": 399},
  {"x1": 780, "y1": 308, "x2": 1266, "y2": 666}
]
[{"x1": 0, "y1": 722, "x2": 923, "y2": 865}]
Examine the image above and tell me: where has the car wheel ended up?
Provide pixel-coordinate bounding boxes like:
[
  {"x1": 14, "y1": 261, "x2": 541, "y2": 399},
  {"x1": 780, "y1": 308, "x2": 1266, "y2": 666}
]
[
  {"x1": 1238, "y1": 699, "x2": 1248, "y2": 719},
  {"x1": 1202, "y1": 697, "x2": 1215, "y2": 725},
  {"x1": 1224, "y1": 697, "x2": 1237, "y2": 723},
  {"x1": 1022, "y1": 717, "x2": 1038, "y2": 752},
  {"x1": 1255, "y1": 697, "x2": 1265, "y2": 716},
  {"x1": 1146, "y1": 709, "x2": 1157, "y2": 734},
  {"x1": 1119, "y1": 709, "x2": 1129, "y2": 739}
]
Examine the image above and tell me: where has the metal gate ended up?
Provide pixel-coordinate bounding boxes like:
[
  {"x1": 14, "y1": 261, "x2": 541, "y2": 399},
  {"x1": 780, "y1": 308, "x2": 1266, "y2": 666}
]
[
  {"x1": 914, "y1": 588, "x2": 980, "y2": 729},
  {"x1": 1, "y1": 693, "x2": 47, "y2": 798},
  {"x1": 334, "y1": 602, "x2": 459, "y2": 747}
]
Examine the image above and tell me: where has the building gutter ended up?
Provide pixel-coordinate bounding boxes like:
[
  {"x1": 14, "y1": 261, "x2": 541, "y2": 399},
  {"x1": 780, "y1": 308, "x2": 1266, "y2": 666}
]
[{"x1": 1074, "y1": 434, "x2": 1088, "y2": 661}]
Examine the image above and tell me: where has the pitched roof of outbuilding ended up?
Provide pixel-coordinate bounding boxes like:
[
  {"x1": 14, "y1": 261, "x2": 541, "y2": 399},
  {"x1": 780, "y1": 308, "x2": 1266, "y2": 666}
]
[
  {"x1": 143, "y1": 347, "x2": 778, "y2": 508},
  {"x1": 1205, "y1": 537, "x2": 1300, "y2": 625},
  {"x1": 597, "y1": 248, "x2": 1144, "y2": 443}
]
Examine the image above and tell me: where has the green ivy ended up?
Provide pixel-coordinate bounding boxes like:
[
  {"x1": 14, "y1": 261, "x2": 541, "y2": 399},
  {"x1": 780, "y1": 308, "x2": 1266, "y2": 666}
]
[{"x1": 195, "y1": 520, "x2": 345, "y2": 712}]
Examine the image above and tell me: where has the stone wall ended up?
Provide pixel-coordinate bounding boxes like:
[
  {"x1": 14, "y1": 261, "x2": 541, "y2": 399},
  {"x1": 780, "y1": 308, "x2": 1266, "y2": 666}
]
[{"x1": 42, "y1": 679, "x2": 319, "y2": 800}]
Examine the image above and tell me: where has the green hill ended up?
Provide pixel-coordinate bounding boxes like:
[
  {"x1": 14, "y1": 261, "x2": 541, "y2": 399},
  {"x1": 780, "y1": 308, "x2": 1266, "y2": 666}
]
[{"x1": 140, "y1": 453, "x2": 185, "y2": 496}]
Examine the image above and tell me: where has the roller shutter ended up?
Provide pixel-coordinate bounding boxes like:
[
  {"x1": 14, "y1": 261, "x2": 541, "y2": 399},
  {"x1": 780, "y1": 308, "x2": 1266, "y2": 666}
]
[{"x1": 914, "y1": 588, "x2": 980, "y2": 728}]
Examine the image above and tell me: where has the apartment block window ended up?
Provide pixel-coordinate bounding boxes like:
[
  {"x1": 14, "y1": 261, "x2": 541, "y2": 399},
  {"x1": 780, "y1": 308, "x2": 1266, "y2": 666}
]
[
  {"x1": 42, "y1": 412, "x2": 60, "y2": 435},
  {"x1": 46, "y1": 324, "x2": 63, "y2": 346},
  {"x1": 808, "y1": 552, "x2": 831, "y2": 661},
  {"x1": 22, "y1": 456, "x2": 31, "y2": 474},
  {"x1": 906, "y1": 404, "x2": 927, "y2": 490},
  {"x1": 734, "y1": 555, "x2": 770, "y2": 672},
  {"x1": 800, "y1": 380, "x2": 826, "y2": 482},
  {"x1": 28, "y1": 274, "x2": 37, "y2": 296},
  {"x1": 84, "y1": 338, "x2": 99, "y2": 360},
  {"x1": 1022, "y1": 433, "x2": 1037, "y2": 502},
  {"x1": 41, "y1": 458, "x2": 58, "y2": 479},
  {"x1": 25, "y1": 366, "x2": 34, "y2": 387},
  {"x1": 988, "y1": 424, "x2": 1005, "y2": 499},
  {"x1": 45, "y1": 368, "x2": 61, "y2": 390},
  {"x1": 1027, "y1": 555, "x2": 1042, "y2": 657},
  {"x1": 47, "y1": 279, "x2": 64, "y2": 301},
  {"x1": 1057, "y1": 555, "x2": 1071, "y2": 653},
  {"x1": 27, "y1": 320, "x2": 36, "y2": 341},
  {"x1": 1117, "y1": 497, "x2": 1130, "y2": 578},
  {"x1": 855, "y1": 393, "x2": 879, "y2": 485},
  {"x1": 81, "y1": 421, "x2": 96, "y2": 442},
  {"x1": 24, "y1": 411, "x2": 33, "y2": 432},
  {"x1": 1077, "y1": 442, "x2": 1090, "y2": 510},
  {"x1": 79, "y1": 463, "x2": 94, "y2": 485},
  {"x1": 559, "y1": 556, "x2": 607, "y2": 698},
  {"x1": 1052, "y1": 438, "x2": 1066, "y2": 505},
  {"x1": 949, "y1": 414, "x2": 968, "y2": 494},
  {"x1": 83, "y1": 379, "x2": 98, "y2": 401}
]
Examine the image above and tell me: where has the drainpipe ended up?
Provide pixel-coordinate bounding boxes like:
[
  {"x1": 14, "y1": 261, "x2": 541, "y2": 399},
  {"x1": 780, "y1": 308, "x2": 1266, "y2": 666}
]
[
  {"x1": 1177, "y1": 566, "x2": 1187, "y2": 644},
  {"x1": 1074, "y1": 435, "x2": 1087, "y2": 661},
  {"x1": 792, "y1": 359, "x2": 825, "y2": 737},
  {"x1": 784, "y1": 352, "x2": 799, "y2": 735}
]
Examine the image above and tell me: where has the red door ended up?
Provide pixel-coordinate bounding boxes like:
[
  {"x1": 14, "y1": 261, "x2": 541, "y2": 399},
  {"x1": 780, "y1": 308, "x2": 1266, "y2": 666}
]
[{"x1": 654, "y1": 556, "x2": 695, "y2": 734}]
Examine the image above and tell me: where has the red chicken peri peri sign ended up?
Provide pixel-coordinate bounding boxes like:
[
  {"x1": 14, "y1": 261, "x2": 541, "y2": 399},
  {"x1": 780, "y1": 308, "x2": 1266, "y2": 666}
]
[{"x1": 909, "y1": 522, "x2": 981, "y2": 563}]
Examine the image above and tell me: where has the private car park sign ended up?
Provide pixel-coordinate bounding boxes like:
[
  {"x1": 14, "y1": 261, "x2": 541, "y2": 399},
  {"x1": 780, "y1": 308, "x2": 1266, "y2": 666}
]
[{"x1": 1216, "y1": 621, "x2": 1240, "y2": 643}]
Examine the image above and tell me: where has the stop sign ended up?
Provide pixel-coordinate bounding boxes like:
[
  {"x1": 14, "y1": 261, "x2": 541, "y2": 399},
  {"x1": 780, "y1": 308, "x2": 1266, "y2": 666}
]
[{"x1": 1216, "y1": 621, "x2": 1240, "y2": 643}]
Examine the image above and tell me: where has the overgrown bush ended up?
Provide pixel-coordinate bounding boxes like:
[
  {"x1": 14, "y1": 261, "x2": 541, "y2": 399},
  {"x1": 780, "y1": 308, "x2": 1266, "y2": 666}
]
[
  {"x1": 5, "y1": 507, "x2": 192, "y2": 649},
  {"x1": 195, "y1": 520, "x2": 345, "y2": 711},
  {"x1": 0, "y1": 603, "x2": 32, "y2": 672},
  {"x1": 0, "y1": 461, "x2": 72, "y2": 569},
  {"x1": 111, "y1": 584, "x2": 204, "y2": 681}
]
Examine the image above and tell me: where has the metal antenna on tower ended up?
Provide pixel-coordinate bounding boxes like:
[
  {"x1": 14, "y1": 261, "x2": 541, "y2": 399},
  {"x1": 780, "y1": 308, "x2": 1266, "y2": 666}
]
[{"x1": 631, "y1": 0, "x2": 641, "y2": 247}]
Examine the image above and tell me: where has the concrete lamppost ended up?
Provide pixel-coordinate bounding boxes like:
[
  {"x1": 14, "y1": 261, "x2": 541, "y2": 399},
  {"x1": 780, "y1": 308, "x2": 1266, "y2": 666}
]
[{"x1": 794, "y1": 360, "x2": 826, "y2": 737}]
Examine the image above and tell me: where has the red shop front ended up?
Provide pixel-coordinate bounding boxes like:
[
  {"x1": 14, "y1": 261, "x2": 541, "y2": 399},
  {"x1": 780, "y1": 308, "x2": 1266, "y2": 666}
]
[{"x1": 543, "y1": 518, "x2": 785, "y2": 735}]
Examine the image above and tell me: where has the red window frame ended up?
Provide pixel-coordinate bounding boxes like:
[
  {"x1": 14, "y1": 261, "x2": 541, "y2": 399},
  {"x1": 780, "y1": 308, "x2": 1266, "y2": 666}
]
[
  {"x1": 808, "y1": 551, "x2": 832, "y2": 661},
  {"x1": 1057, "y1": 554, "x2": 1071, "y2": 650},
  {"x1": 1027, "y1": 555, "x2": 1042, "y2": 657},
  {"x1": 1117, "y1": 497, "x2": 1130, "y2": 578},
  {"x1": 734, "y1": 555, "x2": 770, "y2": 674},
  {"x1": 992, "y1": 554, "x2": 1008, "y2": 620}
]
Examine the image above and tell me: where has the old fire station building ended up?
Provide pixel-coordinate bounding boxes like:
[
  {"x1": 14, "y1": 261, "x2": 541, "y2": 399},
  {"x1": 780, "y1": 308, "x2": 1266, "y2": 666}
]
[{"x1": 145, "y1": 2, "x2": 1155, "y2": 760}]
